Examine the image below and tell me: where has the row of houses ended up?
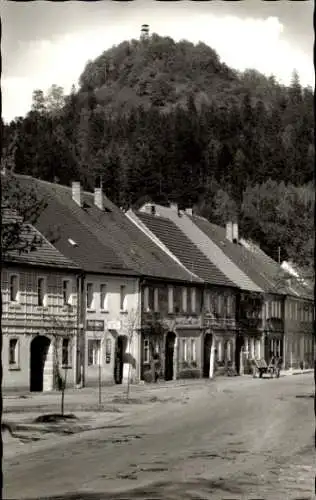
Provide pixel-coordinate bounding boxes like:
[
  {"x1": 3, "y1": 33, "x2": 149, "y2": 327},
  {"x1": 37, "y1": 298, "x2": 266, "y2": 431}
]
[{"x1": 2, "y1": 174, "x2": 314, "y2": 392}]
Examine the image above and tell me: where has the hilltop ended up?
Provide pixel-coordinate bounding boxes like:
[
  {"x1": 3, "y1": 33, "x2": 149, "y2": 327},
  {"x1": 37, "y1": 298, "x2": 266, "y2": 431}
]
[{"x1": 77, "y1": 34, "x2": 289, "y2": 113}]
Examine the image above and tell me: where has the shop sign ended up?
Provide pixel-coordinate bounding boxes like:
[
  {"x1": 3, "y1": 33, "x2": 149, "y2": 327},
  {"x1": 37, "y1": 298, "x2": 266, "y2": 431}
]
[{"x1": 86, "y1": 320, "x2": 104, "y2": 331}]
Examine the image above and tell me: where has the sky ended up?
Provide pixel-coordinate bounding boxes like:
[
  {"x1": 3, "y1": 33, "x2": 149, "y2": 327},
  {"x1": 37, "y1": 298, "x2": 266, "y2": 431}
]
[{"x1": 2, "y1": 0, "x2": 314, "y2": 123}]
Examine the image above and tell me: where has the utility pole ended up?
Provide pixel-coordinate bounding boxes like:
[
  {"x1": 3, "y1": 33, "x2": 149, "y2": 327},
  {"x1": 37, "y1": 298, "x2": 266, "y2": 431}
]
[{"x1": 278, "y1": 246, "x2": 281, "y2": 265}]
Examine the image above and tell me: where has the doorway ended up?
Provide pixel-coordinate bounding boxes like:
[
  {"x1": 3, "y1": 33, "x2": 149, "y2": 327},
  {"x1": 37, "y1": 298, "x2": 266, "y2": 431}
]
[
  {"x1": 203, "y1": 333, "x2": 213, "y2": 377},
  {"x1": 30, "y1": 335, "x2": 51, "y2": 392},
  {"x1": 114, "y1": 335, "x2": 127, "y2": 384},
  {"x1": 165, "y1": 332, "x2": 176, "y2": 381},
  {"x1": 235, "y1": 334, "x2": 244, "y2": 375}
]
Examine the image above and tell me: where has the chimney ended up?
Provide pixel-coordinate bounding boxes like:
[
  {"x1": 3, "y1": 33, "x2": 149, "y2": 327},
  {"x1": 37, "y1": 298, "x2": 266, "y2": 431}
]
[
  {"x1": 170, "y1": 202, "x2": 178, "y2": 212},
  {"x1": 151, "y1": 204, "x2": 156, "y2": 216},
  {"x1": 185, "y1": 208, "x2": 193, "y2": 216},
  {"x1": 94, "y1": 187, "x2": 104, "y2": 210},
  {"x1": 232, "y1": 222, "x2": 239, "y2": 243},
  {"x1": 226, "y1": 221, "x2": 233, "y2": 242},
  {"x1": 72, "y1": 182, "x2": 82, "y2": 207}
]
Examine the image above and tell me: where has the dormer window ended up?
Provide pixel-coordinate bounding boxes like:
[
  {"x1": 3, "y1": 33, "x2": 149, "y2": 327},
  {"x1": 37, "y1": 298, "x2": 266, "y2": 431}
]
[{"x1": 68, "y1": 238, "x2": 78, "y2": 247}]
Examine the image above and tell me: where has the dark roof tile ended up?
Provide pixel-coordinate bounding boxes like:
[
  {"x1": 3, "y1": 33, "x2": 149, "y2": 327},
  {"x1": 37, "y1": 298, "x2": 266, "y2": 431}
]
[
  {"x1": 137, "y1": 212, "x2": 236, "y2": 288},
  {"x1": 15, "y1": 175, "x2": 198, "y2": 282}
]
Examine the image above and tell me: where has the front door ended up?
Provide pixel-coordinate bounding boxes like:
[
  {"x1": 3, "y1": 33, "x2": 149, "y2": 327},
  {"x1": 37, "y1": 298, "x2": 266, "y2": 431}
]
[
  {"x1": 235, "y1": 334, "x2": 244, "y2": 375},
  {"x1": 203, "y1": 333, "x2": 213, "y2": 377},
  {"x1": 114, "y1": 336, "x2": 125, "y2": 384},
  {"x1": 165, "y1": 332, "x2": 176, "y2": 381}
]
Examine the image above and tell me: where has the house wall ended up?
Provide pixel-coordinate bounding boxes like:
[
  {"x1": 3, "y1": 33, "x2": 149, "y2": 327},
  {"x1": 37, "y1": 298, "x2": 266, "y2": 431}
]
[
  {"x1": 1, "y1": 265, "x2": 78, "y2": 392},
  {"x1": 141, "y1": 282, "x2": 204, "y2": 381},
  {"x1": 238, "y1": 293, "x2": 285, "y2": 373},
  {"x1": 203, "y1": 286, "x2": 237, "y2": 375},
  {"x1": 283, "y1": 297, "x2": 314, "y2": 369},
  {"x1": 83, "y1": 274, "x2": 140, "y2": 387}
]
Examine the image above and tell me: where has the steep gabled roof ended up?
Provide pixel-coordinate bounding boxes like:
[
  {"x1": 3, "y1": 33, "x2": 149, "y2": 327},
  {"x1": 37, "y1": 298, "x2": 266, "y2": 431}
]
[
  {"x1": 187, "y1": 211, "x2": 312, "y2": 300},
  {"x1": 136, "y1": 211, "x2": 236, "y2": 288},
  {"x1": 3, "y1": 217, "x2": 79, "y2": 271},
  {"x1": 239, "y1": 238, "x2": 314, "y2": 300},
  {"x1": 191, "y1": 215, "x2": 277, "y2": 293},
  {"x1": 15, "y1": 175, "x2": 199, "y2": 282},
  {"x1": 140, "y1": 205, "x2": 262, "y2": 292}
]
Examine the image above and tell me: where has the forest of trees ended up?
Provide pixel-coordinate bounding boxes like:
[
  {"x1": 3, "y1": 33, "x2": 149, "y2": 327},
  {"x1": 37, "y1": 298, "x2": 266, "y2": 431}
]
[{"x1": 2, "y1": 35, "x2": 314, "y2": 274}]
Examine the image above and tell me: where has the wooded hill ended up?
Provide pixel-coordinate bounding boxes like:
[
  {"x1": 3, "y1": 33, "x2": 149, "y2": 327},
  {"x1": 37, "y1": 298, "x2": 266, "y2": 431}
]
[{"x1": 2, "y1": 34, "x2": 314, "y2": 274}]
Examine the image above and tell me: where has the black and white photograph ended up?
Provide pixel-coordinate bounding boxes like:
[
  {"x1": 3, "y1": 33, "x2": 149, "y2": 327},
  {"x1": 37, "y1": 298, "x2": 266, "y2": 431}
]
[{"x1": 1, "y1": 0, "x2": 314, "y2": 498}]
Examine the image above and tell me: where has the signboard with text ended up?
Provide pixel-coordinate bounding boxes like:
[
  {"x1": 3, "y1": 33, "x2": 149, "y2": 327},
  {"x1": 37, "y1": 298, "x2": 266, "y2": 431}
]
[{"x1": 86, "y1": 320, "x2": 104, "y2": 331}]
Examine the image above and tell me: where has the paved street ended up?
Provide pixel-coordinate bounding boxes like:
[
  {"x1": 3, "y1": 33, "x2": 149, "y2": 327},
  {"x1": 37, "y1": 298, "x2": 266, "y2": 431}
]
[{"x1": 3, "y1": 374, "x2": 314, "y2": 500}]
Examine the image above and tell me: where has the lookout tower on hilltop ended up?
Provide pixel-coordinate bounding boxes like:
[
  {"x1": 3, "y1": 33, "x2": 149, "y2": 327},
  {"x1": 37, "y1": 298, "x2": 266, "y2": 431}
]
[{"x1": 140, "y1": 24, "x2": 150, "y2": 41}]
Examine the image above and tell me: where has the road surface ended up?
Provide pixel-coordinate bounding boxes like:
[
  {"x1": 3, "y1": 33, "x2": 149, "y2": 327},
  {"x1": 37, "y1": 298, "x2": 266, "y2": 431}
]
[{"x1": 3, "y1": 374, "x2": 314, "y2": 499}]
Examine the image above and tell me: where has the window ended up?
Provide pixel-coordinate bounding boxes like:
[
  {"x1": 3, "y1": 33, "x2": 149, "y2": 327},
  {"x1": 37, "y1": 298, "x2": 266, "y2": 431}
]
[
  {"x1": 190, "y1": 287, "x2": 196, "y2": 313},
  {"x1": 168, "y1": 286, "x2": 174, "y2": 314},
  {"x1": 62, "y1": 338, "x2": 71, "y2": 367},
  {"x1": 149, "y1": 287, "x2": 154, "y2": 311},
  {"x1": 182, "y1": 287, "x2": 188, "y2": 313},
  {"x1": 309, "y1": 305, "x2": 313, "y2": 322},
  {"x1": 120, "y1": 285, "x2": 126, "y2": 311},
  {"x1": 223, "y1": 296, "x2": 228, "y2": 317},
  {"x1": 37, "y1": 277, "x2": 45, "y2": 306},
  {"x1": 86, "y1": 283, "x2": 94, "y2": 309},
  {"x1": 255, "y1": 339, "x2": 261, "y2": 359},
  {"x1": 250, "y1": 338, "x2": 255, "y2": 358},
  {"x1": 265, "y1": 301, "x2": 269, "y2": 319},
  {"x1": 173, "y1": 287, "x2": 182, "y2": 313},
  {"x1": 63, "y1": 280, "x2": 71, "y2": 305},
  {"x1": 181, "y1": 339, "x2": 188, "y2": 361},
  {"x1": 154, "y1": 288, "x2": 159, "y2": 312},
  {"x1": 153, "y1": 337, "x2": 160, "y2": 354},
  {"x1": 88, "y1": 339, "x2": 101, "y2": 366},
  {"x1": 227, "y1": 295, "x2": 232, "y2": 317},
  {"x1": 143, "y1": 287, "x2": 150, "y2": 311},
  {"x1": 9, "y1": 338, "x2": 19, "y2": 366},
  {"x1": 100, "y1": 284, "x2": 108, "y2": 310},
  {"x1": 226, "y1": 341, "x2": 232, "y2": 362},
  {"x1": 191, "y1": 339, "x2": 197, "y2": 362},
  {"x1": 9, "y1": 275, "x2": 19, "y2": 302},
  {"x1": 216, "y1": 340, "x2": 223, "y2": 362},
  {"x1": 143, "y1": 338, "x2": 150, "y2": 363},
  {"x1": 217, "y1": 295, "x2": 223, "y2": 316},
  {"x1": 244, "y1": 338, "x2": 249, "y2": 355}
]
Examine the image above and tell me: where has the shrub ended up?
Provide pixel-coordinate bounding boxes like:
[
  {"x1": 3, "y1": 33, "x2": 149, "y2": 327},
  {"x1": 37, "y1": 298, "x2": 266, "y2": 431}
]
[
  {"x1": 143, "y1": 370, "x2": 153, "y2": 383},
  {"x1": 178, "y1": 368, "x2": 200, "y2": 379}
]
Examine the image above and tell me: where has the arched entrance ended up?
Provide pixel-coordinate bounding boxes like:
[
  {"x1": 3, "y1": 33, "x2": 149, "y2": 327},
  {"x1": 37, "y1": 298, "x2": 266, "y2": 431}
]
[
  {"x1": 235, "y1": 334, "x2": 244, "y2": 375},
  {"x1": 30, "y1": 335, "x2": 51, "y2": 392},
  {"x1": 165, "y1": 332, "x2": 176, "y2": 381},
  {"x1": 114, "y1": 335, "x2": 127, "y2": 384},
  {"x1": 203, "y1": 333, "x2": 213, "y2": 377}
]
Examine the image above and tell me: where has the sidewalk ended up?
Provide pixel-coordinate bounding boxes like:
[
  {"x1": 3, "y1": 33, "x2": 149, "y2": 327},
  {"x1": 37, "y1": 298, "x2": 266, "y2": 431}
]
[
  {"x1": 3, "y1": 367, "x2": 313, "y2": 407},
  {"x1": 3, "y1": 371, "x2": 313, "y2": 460}
]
